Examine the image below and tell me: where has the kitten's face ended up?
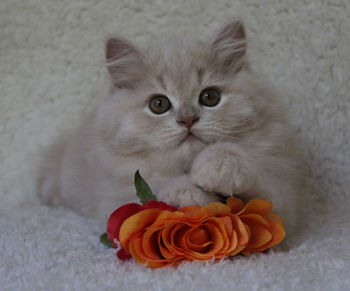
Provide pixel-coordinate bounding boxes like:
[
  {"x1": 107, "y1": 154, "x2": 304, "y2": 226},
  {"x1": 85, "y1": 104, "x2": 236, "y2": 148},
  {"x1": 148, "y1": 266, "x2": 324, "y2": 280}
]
[{"x1": 99, "y1": 21, "x2": 261, "y2": 155}]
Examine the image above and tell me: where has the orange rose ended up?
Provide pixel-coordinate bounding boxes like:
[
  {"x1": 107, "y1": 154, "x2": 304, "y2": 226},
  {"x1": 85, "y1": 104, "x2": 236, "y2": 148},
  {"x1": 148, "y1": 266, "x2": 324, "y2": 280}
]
[
  {"x1": 226, "y1": 197, "x2": 286, "y2": 254},
  {"x1": 102, "y1": 171, "x2": 286, "y2": 268},
  {"x1": 119, "y1": 202, "x2": 250, "y2": 268}
]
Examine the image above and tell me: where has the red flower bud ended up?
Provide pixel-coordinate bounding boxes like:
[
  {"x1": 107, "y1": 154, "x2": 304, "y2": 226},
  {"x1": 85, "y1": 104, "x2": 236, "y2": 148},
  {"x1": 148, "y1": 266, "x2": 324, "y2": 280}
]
[{"x1": 107, "y1": 203, "x2": 143, "y2": 243}]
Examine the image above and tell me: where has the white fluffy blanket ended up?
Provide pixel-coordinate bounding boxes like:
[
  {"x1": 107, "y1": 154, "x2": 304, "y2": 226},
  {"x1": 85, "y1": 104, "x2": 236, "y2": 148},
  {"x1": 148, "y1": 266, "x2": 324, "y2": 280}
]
[{"x1": 1, "y1": 0, "x2": 349, "y2": 290}]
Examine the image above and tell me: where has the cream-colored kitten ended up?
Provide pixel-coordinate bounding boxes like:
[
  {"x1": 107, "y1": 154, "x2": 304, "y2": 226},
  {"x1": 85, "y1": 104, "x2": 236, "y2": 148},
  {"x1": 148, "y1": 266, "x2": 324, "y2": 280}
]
[{"x1": 38, "y1": 20, "x2": 303, "y2": 232}]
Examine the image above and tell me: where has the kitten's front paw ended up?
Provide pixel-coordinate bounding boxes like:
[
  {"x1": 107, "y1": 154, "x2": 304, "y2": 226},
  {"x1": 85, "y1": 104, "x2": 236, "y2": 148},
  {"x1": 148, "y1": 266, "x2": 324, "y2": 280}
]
[
  {"x1": 156, "y1": 175, "x2": 218, "y2": 208},
  {"x1": 190, "y1": 145, "x2": 255, "y2": 196}
]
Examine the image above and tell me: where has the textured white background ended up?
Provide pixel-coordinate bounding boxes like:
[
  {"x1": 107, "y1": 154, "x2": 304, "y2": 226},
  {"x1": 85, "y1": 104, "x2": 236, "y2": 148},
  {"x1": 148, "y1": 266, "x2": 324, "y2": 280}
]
[{"x1": 1, "y1": 0, "x2": 349, "y2": 290}]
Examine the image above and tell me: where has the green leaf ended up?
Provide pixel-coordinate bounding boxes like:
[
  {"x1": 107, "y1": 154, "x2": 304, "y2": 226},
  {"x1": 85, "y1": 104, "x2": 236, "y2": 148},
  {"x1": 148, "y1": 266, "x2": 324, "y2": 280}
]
[
  {"x1": 134, "y1": 170, "x2": 157, "y2": 204},
  {"x1": 100, "y1": 233, "x2": 114, "y2": 248}
]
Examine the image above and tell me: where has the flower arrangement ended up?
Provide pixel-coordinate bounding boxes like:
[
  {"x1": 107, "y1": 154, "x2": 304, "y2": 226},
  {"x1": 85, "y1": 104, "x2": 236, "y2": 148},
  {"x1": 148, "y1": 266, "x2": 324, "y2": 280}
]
[{"x1": 101, "y1": 171, "x2": 285, "y2": 268}]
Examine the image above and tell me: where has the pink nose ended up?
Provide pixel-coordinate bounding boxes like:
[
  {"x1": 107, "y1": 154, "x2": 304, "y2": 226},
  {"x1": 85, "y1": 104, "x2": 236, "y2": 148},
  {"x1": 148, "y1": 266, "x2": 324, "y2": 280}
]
[{"x1": 177, "y1": 116, "x2": 199, "y2": 129}]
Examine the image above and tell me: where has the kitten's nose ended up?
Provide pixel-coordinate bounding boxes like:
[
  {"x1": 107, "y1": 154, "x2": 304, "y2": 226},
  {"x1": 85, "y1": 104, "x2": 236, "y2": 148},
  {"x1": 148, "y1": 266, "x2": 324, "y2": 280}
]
[{"x1": 177, "y1": 116, "x2": 199, "y2": 129}]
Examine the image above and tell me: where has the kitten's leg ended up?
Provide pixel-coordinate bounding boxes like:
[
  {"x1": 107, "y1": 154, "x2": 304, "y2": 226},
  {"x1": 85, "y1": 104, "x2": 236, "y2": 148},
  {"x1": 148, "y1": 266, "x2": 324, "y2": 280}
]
[
  {"x1": 190, "y1": 143, "x2": 256, "y2": 195},
  {"x1": 154, "y1": 175, "x2": 218, "y2": 208},
  {"x1": 190, "y1": 142, "x2": 300, "y2": 233}
]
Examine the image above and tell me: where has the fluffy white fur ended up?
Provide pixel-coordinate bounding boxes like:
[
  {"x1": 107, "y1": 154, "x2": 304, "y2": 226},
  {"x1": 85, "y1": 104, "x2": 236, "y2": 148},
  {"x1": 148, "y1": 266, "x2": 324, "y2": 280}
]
[
  {"x1": 38, "y1": 21, "x2": 304, "y2": 235},
  {"x1": 1, "y1": 0, "x2": 350, "y2": 290}
]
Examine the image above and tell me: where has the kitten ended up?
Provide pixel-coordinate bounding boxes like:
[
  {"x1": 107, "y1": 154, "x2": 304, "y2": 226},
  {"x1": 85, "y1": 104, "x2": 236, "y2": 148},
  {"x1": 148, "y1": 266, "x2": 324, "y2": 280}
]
[{"x1": 38, "y1": 20, "x2": 304, "y2": 233}]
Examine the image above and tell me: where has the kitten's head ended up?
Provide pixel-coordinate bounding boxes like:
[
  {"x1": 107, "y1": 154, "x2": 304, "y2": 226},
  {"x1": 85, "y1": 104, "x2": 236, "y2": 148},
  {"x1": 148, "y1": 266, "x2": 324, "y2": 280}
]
[{"x1": 97, "y1": 20, "x2": 276, "y2": 155}]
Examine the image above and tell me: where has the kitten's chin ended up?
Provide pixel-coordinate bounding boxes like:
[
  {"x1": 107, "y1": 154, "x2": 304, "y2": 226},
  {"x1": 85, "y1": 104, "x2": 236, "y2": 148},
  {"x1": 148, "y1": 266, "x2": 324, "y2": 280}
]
[
  {"x1": 178, "y1": 136, "x2": 205, "y2": 160},
  {"x1": 177, "y1": 132, "x2": 206, "y2": 155}
]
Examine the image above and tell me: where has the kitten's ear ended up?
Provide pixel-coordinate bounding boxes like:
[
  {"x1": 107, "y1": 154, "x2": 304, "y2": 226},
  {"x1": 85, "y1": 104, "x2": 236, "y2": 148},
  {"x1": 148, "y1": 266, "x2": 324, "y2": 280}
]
[
  {"x1": 211, "y1": 20, "x2": 246, "y2": 71},
  {"x1": 106, "y1": 38, "x2": 144, "y2": 88}
]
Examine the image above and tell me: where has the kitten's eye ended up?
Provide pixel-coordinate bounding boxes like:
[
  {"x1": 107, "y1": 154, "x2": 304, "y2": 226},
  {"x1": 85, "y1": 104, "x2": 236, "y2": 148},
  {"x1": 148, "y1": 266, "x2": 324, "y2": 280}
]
[
  {"x1": 149, "y1": 95, "x2": 172, "y2": 114},
  {"x1": 199, "y1": 88, "x2": 221, "y2": 107}
]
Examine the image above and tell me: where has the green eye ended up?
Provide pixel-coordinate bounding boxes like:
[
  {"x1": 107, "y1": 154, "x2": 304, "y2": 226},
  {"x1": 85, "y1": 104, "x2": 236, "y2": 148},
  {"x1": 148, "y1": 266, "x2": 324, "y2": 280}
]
[
  {"x1": 149, "y1": 95, "x2": 172, "y2": 114},
  {"x1": 199, "y1": 88, "x2": 221, "y2": 107}
]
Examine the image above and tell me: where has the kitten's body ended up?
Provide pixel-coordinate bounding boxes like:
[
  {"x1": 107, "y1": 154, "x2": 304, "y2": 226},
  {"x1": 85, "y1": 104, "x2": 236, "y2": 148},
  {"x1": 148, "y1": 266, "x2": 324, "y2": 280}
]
[{"x1": 38, "y1": 21, "x2": 304, "y2": 233}]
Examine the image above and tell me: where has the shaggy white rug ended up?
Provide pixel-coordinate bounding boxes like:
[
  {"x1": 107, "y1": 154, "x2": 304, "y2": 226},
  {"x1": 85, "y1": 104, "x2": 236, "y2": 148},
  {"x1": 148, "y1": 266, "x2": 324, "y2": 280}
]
[{"x1": 1, "y1": 0, "x2": 349, "y2": 290}]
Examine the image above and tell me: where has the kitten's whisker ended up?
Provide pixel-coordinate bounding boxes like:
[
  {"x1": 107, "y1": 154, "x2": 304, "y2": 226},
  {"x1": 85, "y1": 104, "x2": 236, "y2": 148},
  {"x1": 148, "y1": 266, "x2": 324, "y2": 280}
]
[
  {"x1": 238, "y1": 106, "x2": 278, "y2": 132},
  {"x1": 216, "y1": 103, "x2": 267, "y2": 127},
  {"x1": 216, "y1": 104, "x2": 278, "y2": 133},
  {"x1": 217, "y1": 105, "x2": 279, "y2": 135},
  {"x1": 210, "y1": 133, "x2": 257, "y2": 146},
  {"x1": 232, "y1": 103, "x2": 271, "y2": 127},
  {"x1": 161, "y1": 135, "x2": 182, "y2": 142},
  {"x1": 200, "y1": 129, "x2": 244, "y2": 142}
]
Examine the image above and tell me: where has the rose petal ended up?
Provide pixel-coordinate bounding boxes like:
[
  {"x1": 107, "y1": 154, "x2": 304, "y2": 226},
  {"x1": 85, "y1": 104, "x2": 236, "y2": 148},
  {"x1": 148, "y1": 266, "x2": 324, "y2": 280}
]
[
  {"x1": 204, "y1": 202, "x2": 232, "y2": 215},
  {"x1": 157, "y1": 231, "x2": 177, "y2": 259},
  {"x1": 237, "y1": 199, "x2": 273, "y2": 216},
  {"x1": 217, "y1": 216, "x2": 234, "y2": 254},
  {"x1": 129, "y1": 236, "x2": 169, "y2": 268},
  {"x1": 253, "y1": 218, "x2": 286, "y2": 252},
  {"x1": 240, "y1": 213, "x2": 285, "y2": 253},
  {"x1": 173, "y1": 220, "x2": 225, "y2": 261},
  {"x1": 216, "y1": 216, "x2": 238, "y2": 257},
  {"x1": 128, "y1": 236, "x2": 144, "y2": 262},
  {"x1": 119, "y1": 208, "x2": 162, "y2": 250},
  {"x1": 161, "y1": 223, "x2": 176, "y2": 253},
  {"x1": 198, "y1": 222, "x2": 224, "y2": 259},
  {"x1": 150, "y1": 210, "x2": 184, "y2": 228},
  {"x1": 171, "y1": 223, "x2": 213, "y2": 261},
  {"x1": 265, "y1": 212, "x2": 284, "y2": 227},
  {"x1": 230, "y1": 214, "x2": 250, "y2": 246},
  {"x1": 189, "y1": 226, "x2": 210, "y2": 245},
  {"x1": 130, "y1": 234, "x2": 181, "y2": 268},
  {"x1": 240, "y1": 213, "x2": 271, "y2": 228},
  {"x1": 162, "y1": 223, "x2": 188, "y2": 257},
  {"x1": 178, "y1": 206, "x2": 202, "y2": 213},
  {"x1": 227, "y1": 230, "x2": 240, "y2": 257},
  {"x1": 245, "y1": 224, "x2": 273, "y2": 250},
  {"x1": 142, "y1": 213, "x2": 182, "y2": 260},
  {"x1": 226, "y1": 197, "x2": 245, "y2": 213},
  {"x1": 142, "y1": 229, "x2": 163, "y2": 260},
  {"x1": 168, "y1": 223, "x2": 205, "y2": 261},
  {"x1": 174, "y1": 224, "x2": 192, "y2": 251},
  {"x1": 182, "y1": 207, "x2": 212, "y2": 222},
  {"x1": 206, "y1": 218, "x2": 229, "y2": 255},
  {"x1": 187, "y1": 239, "x2": 212, "y2": 253},
  {"x1": 143, "y1": 201, "x2": 177, "y2": 211},
  {"x1": 180, "y1": 202, "x2": 230, "y2": 224},
  {"x1": 185, "y1": 226, "x2": 212, "y2": 253}
]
